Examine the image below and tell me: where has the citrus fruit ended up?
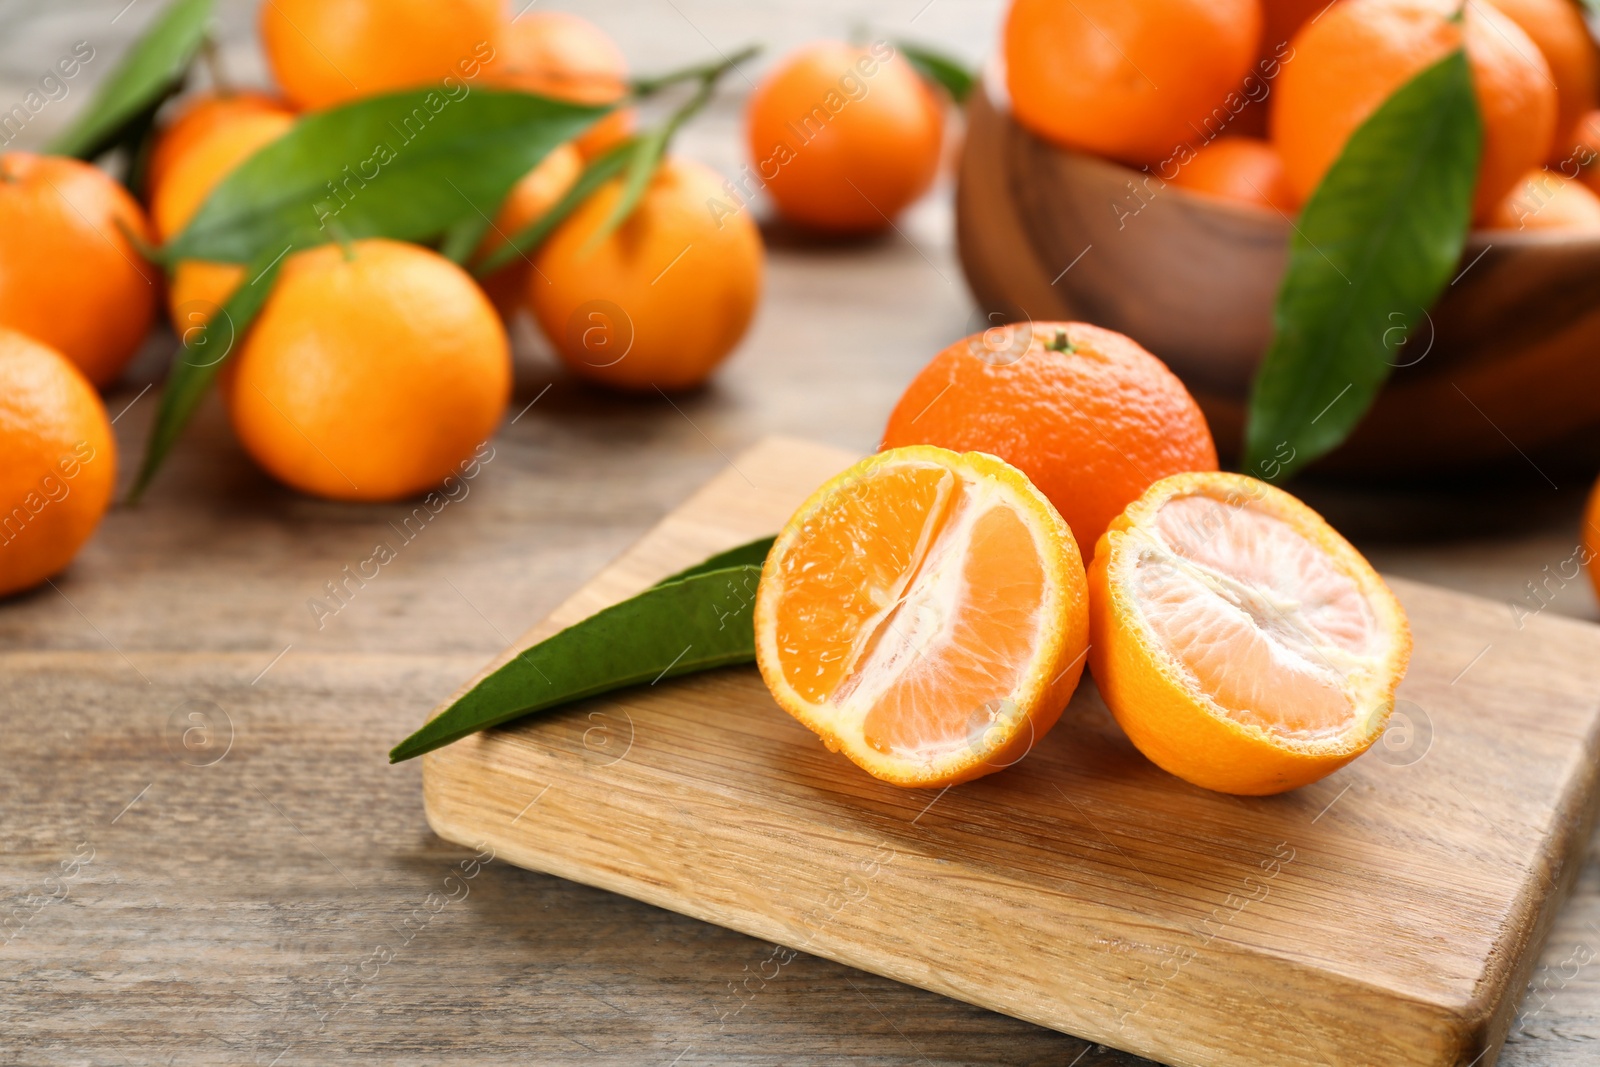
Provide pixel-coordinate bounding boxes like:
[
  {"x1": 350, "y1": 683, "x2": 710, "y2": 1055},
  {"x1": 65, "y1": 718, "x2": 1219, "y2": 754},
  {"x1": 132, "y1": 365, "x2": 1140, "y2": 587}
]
[
  {"x1": 1585, "y1": 475, "x2": 1600, "y2": 602},
  {"x1": 221, "y1": 239, "x2": 510, "y2": 502},
  {"x1": 1271, "y1": 0, "x2": 1557, "y2": 220},
  {"x1": 1170, "y1": 136, "x2": 1296, "y2": 213},
  {"x1": 881, "y1": 321, "x2": 1218, "y2": 559},
  {"x1": 527, "y1": 155, "x2": 763, "y2": 392},
  {"x1": 1004, "y1": 0, "x2": 1262, "y2": 166},
  {"x1": 486, "y1": 12, "x2": 634, "y2": 159},
  {"x1": 260, "y1": 0, "x2": 502, "y2": 111},
  {"x1": 473, "y1": 142, "x2": 583, "y2": 318},
  {"x1": 145, "y1": 90, "x2": 292, "y2": 205},
  {"x1": 1484, "y1": 0, "x2": 1598, "y2": 163},
  {"x1": 0, "y1": 328, "x2": 116, "y2": 599},
  {"x1": 754, "y1": 445, "x2": 1090, "y2": 788},
  {"x1": 1572, "y1": 109, "x2": 1600, "y2": 194},
  {"x1": 0, "y1": 153, "x2": 157, "y2": 388},
  {"x1": 152, "y1": 108, "x2": 296, "y2": 326},
  {"x1": 745, "y1": 40, "x2": 943, "y2": 233},
  {"x1": 1487, "y1": 168, "x2": 1600, "y2": 231},
  {"x1": 1088, "y1": 471, "x2": 1412, "y2": 795}
]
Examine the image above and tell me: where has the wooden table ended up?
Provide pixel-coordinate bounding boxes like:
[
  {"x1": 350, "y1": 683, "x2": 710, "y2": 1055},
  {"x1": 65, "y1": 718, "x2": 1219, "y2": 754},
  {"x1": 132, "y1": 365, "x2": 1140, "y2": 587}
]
[{"x1": 4, "y1": 4, "x2": 1599, "y2": 1065}]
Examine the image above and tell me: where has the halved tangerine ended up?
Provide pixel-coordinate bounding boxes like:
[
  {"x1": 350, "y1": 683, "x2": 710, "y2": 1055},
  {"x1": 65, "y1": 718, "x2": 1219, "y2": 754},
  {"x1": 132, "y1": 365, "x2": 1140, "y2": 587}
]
[
  {"x1": 754, "y1": 446, "x2": 1090, "y2": 787},
  {"x1": 1089, "y1": 472, "x2": 1412, "y2": 795}
]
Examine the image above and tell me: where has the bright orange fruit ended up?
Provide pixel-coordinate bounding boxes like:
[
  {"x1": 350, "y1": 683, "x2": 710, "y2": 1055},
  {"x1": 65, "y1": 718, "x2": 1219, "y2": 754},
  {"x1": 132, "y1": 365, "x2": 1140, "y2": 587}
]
[
  {"x1": 473, "y1": 142, "x2": 583, "y2": 319},
  {"x1": 1486, "y1": 168, "x2": 1600, "y2": 231},
  {"x1": 1089, "y1": 471, "x2": 1412, "y2": 795},
  {"x1": 1004, "y1": 0, "x2": 1262, "y2": 166},
  {"x1": 260, "y1": 0, "x2": 502, "y2": 111},
  {"x1": 745, "y1": 41, "x2": 944, "y2": 233},
  {"x1": 221, "y1": 239, "x2": 510, "y2": 501},
  {"x1": 755, "y1": 446, "x2": 1090, "y2": 788},
  {"x1": 0, "y1": 153, "x2": 158, "y2": 387},
  {"x1": 1170, "y1": 136, "x2": 1297, "y2": 213},
  {"x1": 145, "y1": 91, "x2": 293, "y2": 206},
  {"x1": 485, "y1": 12, "x2": 634, "y2": 159},
  {"x1": 881, "y1": 321, "x2": 1218, "y2": 559},
  {"x1": 1272, "y1": 0, "x2": 1556, "y2": 220},
  {"x1": 1484, "y1": 0, "x2": 1599, "y2": 164},
  {"x1": 0, "y1": 328, "x2": 116, "y2": 599}
]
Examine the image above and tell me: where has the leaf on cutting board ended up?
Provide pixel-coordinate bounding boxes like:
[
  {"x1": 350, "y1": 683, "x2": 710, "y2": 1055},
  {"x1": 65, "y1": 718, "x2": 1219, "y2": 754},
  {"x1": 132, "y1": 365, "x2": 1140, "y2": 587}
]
[
  {"x1": 471, "y1": 136, "x2": 635, "y2": 277},
  {"x1": 895, "y1": 40, "x2": 976, "y2": 104},
  {"x1": 389, "y1": 562, "x2": 764, "y2": 762},
  {"x1": 1243, "y1": 49, "x2": 1482, "y2": 479},
  {"x1": 47, "y1": 0, "x2": 213, "y2": 160},
  {"x1": 653, "y1": 535, "x2": 775, "y2": 586},
  {"x1": 128, "y1": 248, "x2": 287, "y2": 502},
  {"x1": 164, "y1": 88, "x2": 609, "y2": 265}
]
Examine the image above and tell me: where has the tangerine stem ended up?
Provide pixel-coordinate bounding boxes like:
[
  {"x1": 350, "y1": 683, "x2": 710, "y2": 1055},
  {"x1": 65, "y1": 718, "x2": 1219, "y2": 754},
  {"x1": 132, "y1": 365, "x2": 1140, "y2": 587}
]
[{"x1": 629, "y1": 44, "x2": 761, "y2": 98}]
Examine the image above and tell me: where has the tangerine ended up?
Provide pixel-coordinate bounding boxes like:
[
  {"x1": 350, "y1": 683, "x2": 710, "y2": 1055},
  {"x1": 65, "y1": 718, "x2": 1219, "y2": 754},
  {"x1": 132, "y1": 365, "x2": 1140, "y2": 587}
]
[
  {"x1": 1484, "y1": 0, "x2": 1598, "y2": 163},
  {"x1": 1089, "y1": 471, "x2": 1411, "y2": 795},
  {"x1": 1004, "y1": 0, "x2": 1263, "y2": 166},
  {"x1": 527, "y1": 156, "x2": 763, "y2": 392},
  {"x1": 745, "y1": 40, "x2": 943, "y2": 233},
  {"x1": 221, "y1": 239, "x2": 510, "y2": 501},
  {"x1": 260, "y1": 0, "x2": 502, "y2": 111},
  {"x1": 485, "y1": 12, "x2": 634, "y2": 159},
  {"x1": 1272, "y1": 0, "x2": 1556, "y2": 219},
  {"x1": 881, "y1": 321, "x2": 1218, "y2": 558},
  {"x1": 1486, "y1": 168, "x2": 1600, "y2": 231},
  {"x1": 0, "y1": 153, "x2": 158, "y2": 387},
  {"x1": 473, "y1": 142, "x2": 583, "y2": 319},
  {"x1": 0, "y1": 328, "x2": 116, "y2": 599},
  {"x1": 1170, "y1": 136, "x2": 1296, "y2": 213},
  {"x1": 755, "y1": 445, "x2": 1090, "y2": 787},
  {"x1": 145, "y1": 90, "x2": 292, "y2": 205}
]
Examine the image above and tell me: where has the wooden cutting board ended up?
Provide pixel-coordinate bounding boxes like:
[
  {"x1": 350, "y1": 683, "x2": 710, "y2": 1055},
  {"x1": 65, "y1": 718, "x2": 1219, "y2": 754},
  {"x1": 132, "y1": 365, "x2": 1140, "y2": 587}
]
[{"x1": 421, "y1": 437, "x2": 1600, "y2": 1067}]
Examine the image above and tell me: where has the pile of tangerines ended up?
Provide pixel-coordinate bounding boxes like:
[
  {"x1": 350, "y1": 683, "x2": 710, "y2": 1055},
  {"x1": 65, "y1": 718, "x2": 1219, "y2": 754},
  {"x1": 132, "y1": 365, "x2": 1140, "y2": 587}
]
[
  {"x1": 0, "y1": 1, "x2": 954, "y2": 600},
  {"x1": 1003, "y1": 0, "x2": 1600, "y2": 230}
]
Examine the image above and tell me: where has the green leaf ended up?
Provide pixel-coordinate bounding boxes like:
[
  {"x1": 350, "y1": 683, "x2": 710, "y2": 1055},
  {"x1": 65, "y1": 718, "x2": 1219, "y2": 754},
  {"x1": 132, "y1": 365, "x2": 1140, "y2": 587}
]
[
  {"x1": 128, "y1": 248, "x2": 287, "y2": 502},
  {"x1": 438, "y1": 213, "x2": 494, "y2": 265},
  {"x1": 389, "y1": 563, "x2": 763, "y2": 762},
  {"x1": 588, "y1": 125, "x2": 670, "y2": 247},
  {"x1": 895, "y1": 40, "x2": 975, "y2": 104},
  {"x1": 1243, "y1": 50, "x2": 1481, "y2": 479},
  {"x1": 653, "y1": 535, "x2": 774, "y2": 586},
  {"x1": 165, "y1": 88, "x2": 608, "y2": 265},
  {"x1": 48, "y1": 0, "x2": 213, "y2": 159},
  {"x1": 471, "y1": 137, "x2": 634, "y2": 277}
]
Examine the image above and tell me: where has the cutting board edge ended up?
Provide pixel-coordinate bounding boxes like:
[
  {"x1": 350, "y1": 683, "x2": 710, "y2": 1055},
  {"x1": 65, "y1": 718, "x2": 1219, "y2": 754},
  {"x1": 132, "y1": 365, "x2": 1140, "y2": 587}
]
[{"x1": 421, "y1": 763, "x2": 1502, "y2": 1067}]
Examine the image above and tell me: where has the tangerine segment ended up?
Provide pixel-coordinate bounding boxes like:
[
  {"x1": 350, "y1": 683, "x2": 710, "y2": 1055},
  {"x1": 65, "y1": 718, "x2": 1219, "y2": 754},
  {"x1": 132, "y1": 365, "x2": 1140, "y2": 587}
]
[
  {"x1": 1090, "y1": 472, "x2": 1411, "y2": 796},
  {"x1": 755, "y1": 446, "x2": 1090, "y2": 788}
]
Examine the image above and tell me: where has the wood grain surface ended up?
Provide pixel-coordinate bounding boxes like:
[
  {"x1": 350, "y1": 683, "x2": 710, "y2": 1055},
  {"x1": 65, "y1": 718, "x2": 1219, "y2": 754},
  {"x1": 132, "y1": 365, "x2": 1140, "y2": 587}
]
[
  {"x1": 3, "y1": 4, "x2": 1600, "y2": 1066},
  {"x1": 424, "y1": 438, "x2": 1600, "y2": 1067}
]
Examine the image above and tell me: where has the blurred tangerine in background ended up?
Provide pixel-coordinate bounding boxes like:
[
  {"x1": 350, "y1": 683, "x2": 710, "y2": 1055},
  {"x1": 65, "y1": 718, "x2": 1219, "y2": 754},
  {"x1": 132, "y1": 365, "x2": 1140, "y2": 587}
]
[
  {"x1": 259, "y1": 0, "x2": 503, "y2": 111},
  {"x1": 144, "y1": 89, "x2": 293, "y2": 203},
  {"x1": 529, "y1": 156, "x2": 763, "y2": 392},
  {"x1": 0, "y1": 153, "x2": 157, "y2": 387},
  {"x1": 486, "y1": 11, "x2": 635, "y2": 158},
  {"x1": 473, "y1": 141, "x2": 583, "y2": 320},
  {"x1": 0, "y1": 328, "x2": 116, "y2": 598},
  {"x1": 1004, "y1": 0, "x2": 1262, "y2": 166},
  {"x1": 745, "y1": 40, "x2": 943, "y2": 233},
  {"x1": 1169, "y1": 136, "x2": 1296, "y2": 213},
  {"x1": 1272, "y1": 0, "x2": 1556, "y2": 218},
  {"x1": 1482, "y1": 0, "x2": 1598, "y2": 163}
]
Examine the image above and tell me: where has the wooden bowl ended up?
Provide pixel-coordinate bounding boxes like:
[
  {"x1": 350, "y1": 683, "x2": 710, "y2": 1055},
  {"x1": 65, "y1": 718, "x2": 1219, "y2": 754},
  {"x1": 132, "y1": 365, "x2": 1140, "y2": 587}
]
[{"x1": 955, "y1": 72, "x2": 1600, "y2": 480}]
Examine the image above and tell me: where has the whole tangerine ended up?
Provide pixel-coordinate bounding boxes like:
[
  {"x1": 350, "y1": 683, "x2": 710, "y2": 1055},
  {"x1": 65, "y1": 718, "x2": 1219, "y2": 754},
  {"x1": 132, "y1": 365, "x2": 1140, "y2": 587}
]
[
  {"x1": 1484, "y1": 0, "x2": 1598, "y2": 164},
  {"x1": 260, "y1": 0, "x2": 503, "y2": 111},
  {"x1": 473, "y1": 142, "x2": 583, "y2": 319},
  {"x1": 0, "y1": 153, "x2": 158, "y2": 388},
  {"x1": 145, "y1": 90, "x2": 293, "y2": 205},
  {"x1": 0, "y1": 328, "x2": 116, "y2": 599},
  {"x1": 881, "y1": 321, "x2": 1218, "y2": 558},
  {"x1": 485, "y1": 12, "x2": 634, "y2": 159},
  {"x1": 1487, "y1": 168, "x2": 1600, "y2": 231},
  {"x1": 745, "y1": 40, "x2": 943, "y2": 233},
  {"x1": 527, "y1": 156, "x2": 763, "y2": 392},
  {"x1": 221, "y1": 239, "x2": 510, "y2": 501},
  {"x1": 1004, "y1": 0, "x2": 1263, "y2": 166},
  {"x1": 1271, "y1": 0, "x2": 1556, "y2": 219},
  {"x1": 1170, "y1": 136, "x2": 1296, "y2": 213}
]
